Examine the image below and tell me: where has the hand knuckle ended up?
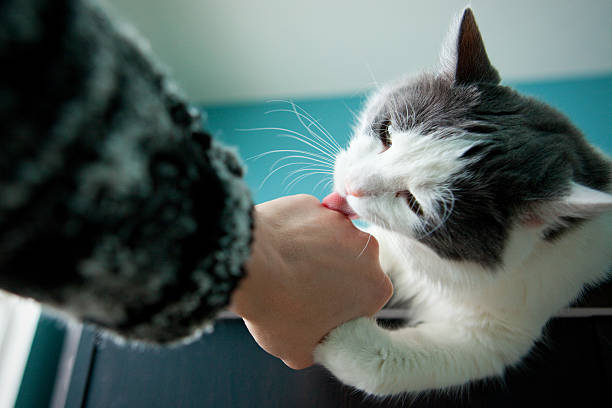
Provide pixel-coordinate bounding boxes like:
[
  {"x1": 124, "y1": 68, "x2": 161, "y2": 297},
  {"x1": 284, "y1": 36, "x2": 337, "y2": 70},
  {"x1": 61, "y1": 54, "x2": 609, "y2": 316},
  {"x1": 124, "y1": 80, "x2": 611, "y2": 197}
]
[
  {"x1": 296, "y1": 194, "x2": 318, "y2": 203},
  {"x1": 366, "y1": 235, "x2": 380, "y2": 251},
  {"x1": 379, "y1": 276, "x2": 394, "y2": 302}
]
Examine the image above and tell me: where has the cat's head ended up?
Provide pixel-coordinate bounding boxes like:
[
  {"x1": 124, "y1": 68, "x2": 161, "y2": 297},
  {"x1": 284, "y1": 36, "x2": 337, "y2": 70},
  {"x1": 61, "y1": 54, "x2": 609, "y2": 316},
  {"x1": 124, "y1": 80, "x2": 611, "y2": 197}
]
[{"x1": 333, "y1": 8, "x2": 612, "y2": 269}]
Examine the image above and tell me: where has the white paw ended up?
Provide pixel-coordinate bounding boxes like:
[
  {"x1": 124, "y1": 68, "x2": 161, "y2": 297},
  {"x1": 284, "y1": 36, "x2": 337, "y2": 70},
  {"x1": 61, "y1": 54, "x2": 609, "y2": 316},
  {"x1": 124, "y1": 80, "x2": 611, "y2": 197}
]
[{"x1": 314, "y1": 317, "x2": 395, "y2": 395}]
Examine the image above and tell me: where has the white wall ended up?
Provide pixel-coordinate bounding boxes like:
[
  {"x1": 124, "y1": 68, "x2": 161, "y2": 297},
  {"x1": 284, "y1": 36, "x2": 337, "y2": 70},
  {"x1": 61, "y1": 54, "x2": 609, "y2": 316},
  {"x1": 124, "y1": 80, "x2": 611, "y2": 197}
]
[
  {"x1": 0, "y1": 294, "x2": 40, "y2": 408},
  {"x1": 106, "y1": 0, "x2": 612, "y2": 104}
]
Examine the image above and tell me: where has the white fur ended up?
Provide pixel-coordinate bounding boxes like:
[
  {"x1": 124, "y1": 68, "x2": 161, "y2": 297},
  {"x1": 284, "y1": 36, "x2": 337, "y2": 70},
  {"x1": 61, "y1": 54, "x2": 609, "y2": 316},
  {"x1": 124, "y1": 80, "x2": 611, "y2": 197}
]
[
  {"x1": 334, "y1": 124, "x2": 477, "y2": 236},
  {"x1": 315, "y1": 209, "x2": 611, "y2": 394},
  {"x1": 314, "y1": 80, "x2": 612, "y2": 396}
]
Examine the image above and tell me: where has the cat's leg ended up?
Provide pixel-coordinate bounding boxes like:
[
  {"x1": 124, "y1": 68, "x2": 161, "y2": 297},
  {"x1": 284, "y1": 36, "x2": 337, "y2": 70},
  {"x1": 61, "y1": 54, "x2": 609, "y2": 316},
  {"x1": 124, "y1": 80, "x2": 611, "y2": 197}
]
[{"x1": 314, "y1": 316, "x2": 538, "y2": 395}]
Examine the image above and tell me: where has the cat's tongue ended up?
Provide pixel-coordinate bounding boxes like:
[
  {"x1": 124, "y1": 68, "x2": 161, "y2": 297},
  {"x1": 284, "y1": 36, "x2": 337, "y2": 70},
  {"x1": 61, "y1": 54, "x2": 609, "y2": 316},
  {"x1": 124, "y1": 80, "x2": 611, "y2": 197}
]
[{"x1": 322, "y1": 192, "x2": 359, "y2": 219}]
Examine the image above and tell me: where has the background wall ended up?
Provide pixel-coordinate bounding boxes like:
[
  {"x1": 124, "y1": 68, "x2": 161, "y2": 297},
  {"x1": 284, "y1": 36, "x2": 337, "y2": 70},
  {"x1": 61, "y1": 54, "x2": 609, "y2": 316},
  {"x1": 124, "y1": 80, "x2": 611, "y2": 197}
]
[
  {"x1": 102, "y1": 0, "x2": 612, "y2": 205},
  {"x1": 106, "y1": 0, "x2": 612, "y2": 104}
]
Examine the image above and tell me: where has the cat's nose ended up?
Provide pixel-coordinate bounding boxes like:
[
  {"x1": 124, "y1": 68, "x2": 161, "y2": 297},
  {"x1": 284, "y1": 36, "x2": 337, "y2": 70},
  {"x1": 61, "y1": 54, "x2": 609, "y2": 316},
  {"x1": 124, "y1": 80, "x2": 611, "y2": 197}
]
[
  {"x1": 346, "y1": 189, "x2": 365, "y2": 197},
  {"x1": 345, "y1": 181, "x2": 366, "y2": 197}
]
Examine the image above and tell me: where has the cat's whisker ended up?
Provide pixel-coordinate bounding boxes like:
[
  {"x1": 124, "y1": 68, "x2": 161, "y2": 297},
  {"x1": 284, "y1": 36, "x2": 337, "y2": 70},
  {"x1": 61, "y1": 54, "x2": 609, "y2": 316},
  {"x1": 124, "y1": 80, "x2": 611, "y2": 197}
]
[
  {"x1": 265, "y1": 99, "x2": 339, "y2": 139},
  {"x1": 277, "y1": 133, "x2": 337, "y2": 161},
  {"x1": 419, "y1": 186, "x2": 456, "y2": 239},
  {"x1": 371, "y1": 213, "x2": 390, "y2": 232},
  {"x1": 264, "y1": 109, "x2": 340, "y2": 156},
  {"x1": 245, "y1": 142, "x2": 334, "y2": 192},
  {"x1": 265, "y1": 107, "x2": 341, "y2": 154},
  {"x1": 302, "y1": 121, "x2": 341, "y2": 155},
  {"x1": 284, "y1": 171, "x2": 332, "y2": 192},
  {"x1": 286, "y1": 100, "x2": 343, "y2": 152},
  {"x1": 283, "y1": 166, "x2": 333, "y2": 182},
  {"x1": 322, "y1": 178, "x2": 334, "y2": 192},
  {"x1": 313, "y1": 176, "x2": 333, "y2": 194},
  {"x1": 282, "y1": 168, "x2": 334, "y2": 186},
  {"x1": 259, "y1": 161, "x2": 331, "y2": 190},
  {"x1": 438, "y1": 186, "x2": 456, "y2": 222},
  {"x1": 238, "y1": 127, "x2": 337, "y2": 160},
  {"x1": 343, "y1": 102, "x2": 360, "y2": 123},
  {"x1": 246, "y1": 148, "x2": 332, "y2": 163},
  {"x1": 356, "y1": 233, "x2": 373, "y2": 259},
  {"x1": 365, "y1": 63, "x2": 380, "y2": 90},
  {"x1": 270, "y1": 154, "x2": 334, "y2": 170},
  {"x1": 279, "y1": 128, "x2": 339, "y2": 159}
]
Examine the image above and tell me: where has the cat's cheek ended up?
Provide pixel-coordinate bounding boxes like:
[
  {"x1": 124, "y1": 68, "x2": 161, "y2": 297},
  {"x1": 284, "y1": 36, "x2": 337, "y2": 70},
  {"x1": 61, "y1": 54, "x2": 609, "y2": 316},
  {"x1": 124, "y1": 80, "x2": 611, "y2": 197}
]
[
  {"x1": 345, "y1": 196, "x2": 361, "y2": 214},
  {"x1": 346, "y1": 196, "x2": 378, "y2": 222}
]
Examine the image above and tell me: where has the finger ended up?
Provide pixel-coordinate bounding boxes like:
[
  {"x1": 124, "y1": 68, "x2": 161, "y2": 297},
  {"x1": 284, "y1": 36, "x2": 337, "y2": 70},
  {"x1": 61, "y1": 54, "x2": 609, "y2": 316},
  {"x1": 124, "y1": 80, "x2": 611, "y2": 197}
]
[{"x1": 281, "y1": 356, "x2": 314, "y2": 370}]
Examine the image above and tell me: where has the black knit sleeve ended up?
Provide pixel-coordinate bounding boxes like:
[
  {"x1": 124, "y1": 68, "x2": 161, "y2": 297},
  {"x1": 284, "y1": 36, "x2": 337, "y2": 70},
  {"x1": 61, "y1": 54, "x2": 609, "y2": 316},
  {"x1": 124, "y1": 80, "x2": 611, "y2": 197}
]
[{"x1": 0, "y1": 0, "x2": 253, "y2": 343}]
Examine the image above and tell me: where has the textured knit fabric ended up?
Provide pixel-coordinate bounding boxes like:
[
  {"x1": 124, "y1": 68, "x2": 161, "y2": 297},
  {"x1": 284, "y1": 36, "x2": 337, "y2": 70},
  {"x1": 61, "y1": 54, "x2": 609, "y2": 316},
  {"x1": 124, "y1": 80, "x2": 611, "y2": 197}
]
[{"x1": 0, "y1": 0, "x2": 252, "y2": 343}]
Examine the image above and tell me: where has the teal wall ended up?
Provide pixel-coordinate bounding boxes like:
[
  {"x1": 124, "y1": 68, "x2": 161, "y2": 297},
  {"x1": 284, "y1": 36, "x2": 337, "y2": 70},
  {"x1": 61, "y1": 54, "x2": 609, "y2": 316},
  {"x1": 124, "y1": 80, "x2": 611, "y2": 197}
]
[{"x1": 202, "y1": 74, "x2": 612, "y2": 204}]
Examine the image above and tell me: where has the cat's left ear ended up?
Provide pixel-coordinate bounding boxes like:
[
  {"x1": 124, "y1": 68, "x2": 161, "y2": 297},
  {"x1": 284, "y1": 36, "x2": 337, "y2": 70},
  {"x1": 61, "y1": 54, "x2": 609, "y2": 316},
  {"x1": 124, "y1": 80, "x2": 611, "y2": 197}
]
[
  {"x1": 439, "y1": 8, "x2": 501, "y2": 85},
  {"x1": 524, "y1": 183, "x2": 612, "y2": 227}
]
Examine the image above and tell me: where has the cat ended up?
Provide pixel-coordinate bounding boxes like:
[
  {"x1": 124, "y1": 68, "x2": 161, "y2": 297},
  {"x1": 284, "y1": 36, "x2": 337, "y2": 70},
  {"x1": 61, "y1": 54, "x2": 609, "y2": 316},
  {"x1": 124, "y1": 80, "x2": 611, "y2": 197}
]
[{"x1": 315, "y1": 8, "x2": 612, "y2": 395}]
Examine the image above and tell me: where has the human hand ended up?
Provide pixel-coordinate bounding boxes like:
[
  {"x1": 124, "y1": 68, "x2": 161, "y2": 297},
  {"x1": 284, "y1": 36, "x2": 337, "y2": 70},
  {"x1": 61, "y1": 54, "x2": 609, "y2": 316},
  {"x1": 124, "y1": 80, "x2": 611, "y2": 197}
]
[{"x1": 229, "y1": 194, "x2": 393, "y2": 369}]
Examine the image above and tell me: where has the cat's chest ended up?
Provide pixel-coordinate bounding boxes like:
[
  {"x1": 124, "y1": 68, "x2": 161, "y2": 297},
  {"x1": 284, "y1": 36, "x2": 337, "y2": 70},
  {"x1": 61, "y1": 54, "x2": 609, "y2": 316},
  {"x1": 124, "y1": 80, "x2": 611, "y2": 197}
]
[
  {"x1": 372, "y1": 226, "x2": 509, "y2": 320},
  {"x1": 372, "y1": 228, "x2": 453, "y2": 305},
  {"x1": 373, "y1": 227, "x2": 452, "y2": 289}
]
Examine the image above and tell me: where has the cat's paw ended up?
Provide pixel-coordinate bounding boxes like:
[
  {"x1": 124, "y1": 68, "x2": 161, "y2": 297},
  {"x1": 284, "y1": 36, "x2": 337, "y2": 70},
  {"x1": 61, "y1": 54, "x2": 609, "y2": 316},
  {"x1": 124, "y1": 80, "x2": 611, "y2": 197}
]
[{"x1": 314, "y1": 317, "x2": 395, "y2": 395}]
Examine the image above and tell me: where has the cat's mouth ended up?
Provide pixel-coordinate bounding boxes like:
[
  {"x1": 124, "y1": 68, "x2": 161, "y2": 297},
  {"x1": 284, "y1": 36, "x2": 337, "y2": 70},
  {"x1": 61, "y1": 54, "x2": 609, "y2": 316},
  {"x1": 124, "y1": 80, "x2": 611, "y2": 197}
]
[{"x1": 322, "y1": 192, "x2": 359, "y2": 219}]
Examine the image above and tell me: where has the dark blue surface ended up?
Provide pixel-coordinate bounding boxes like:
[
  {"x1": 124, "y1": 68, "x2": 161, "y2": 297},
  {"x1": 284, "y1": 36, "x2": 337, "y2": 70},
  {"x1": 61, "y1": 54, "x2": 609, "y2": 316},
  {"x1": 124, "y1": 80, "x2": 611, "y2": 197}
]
[
  {"x1": 73, "y1": 317, "x2": 612, "y2": 408},
  {"x1": 79, "y1": 320, "x2": 346, "y2": 408},
  {"x1": 202, "y1": 74, "x2": 612, "y2": 204}
]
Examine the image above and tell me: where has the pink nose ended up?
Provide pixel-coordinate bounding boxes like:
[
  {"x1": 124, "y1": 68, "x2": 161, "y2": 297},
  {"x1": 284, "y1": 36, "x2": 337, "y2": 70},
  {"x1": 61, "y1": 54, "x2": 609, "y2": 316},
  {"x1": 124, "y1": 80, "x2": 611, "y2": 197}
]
[
  {"x1": 322, "y1": 192, "x2": 359, "y2": 219},
  {"x1": 346, "y1": 189, "x2": 365, "y2": 197},
  {"x1": 344, "y1": 181, "x2": 365, "y2": 197}
]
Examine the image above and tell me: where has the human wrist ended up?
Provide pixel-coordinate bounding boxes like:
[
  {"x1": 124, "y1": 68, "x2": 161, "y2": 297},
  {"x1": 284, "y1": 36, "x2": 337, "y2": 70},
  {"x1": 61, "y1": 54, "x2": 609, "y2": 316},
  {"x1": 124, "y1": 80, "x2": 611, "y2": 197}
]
[{"x1": 228, "y1": 210, "x2": 284, "y2": 321}]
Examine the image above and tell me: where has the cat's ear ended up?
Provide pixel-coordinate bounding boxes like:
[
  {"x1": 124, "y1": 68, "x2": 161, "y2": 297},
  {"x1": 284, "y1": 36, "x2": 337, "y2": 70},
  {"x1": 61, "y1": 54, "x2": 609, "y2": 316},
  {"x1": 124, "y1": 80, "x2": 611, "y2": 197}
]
[
  {"x1": 439, "y1": 8, "x2": 500, "y2": 85},
  {"x1": 523, "y1": 183, "x2": 612, "y2": 227}
]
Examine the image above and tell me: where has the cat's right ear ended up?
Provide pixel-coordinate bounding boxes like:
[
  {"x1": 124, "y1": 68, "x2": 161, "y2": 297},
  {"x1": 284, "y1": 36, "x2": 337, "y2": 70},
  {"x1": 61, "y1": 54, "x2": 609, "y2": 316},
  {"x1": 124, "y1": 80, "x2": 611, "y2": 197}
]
[
  {"x1": 439, "y1": 8, "x2": 501, "y2": 85},
  {"x1": 523, "y1": 183, "x2": 612, "y2": 228}
]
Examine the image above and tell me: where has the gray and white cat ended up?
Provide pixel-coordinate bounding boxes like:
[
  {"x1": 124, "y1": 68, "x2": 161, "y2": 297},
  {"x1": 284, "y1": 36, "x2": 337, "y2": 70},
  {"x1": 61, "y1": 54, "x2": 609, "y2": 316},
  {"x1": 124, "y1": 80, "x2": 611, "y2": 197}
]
[{"x1": 315, "y1": 8, "x2": 612, "y2": 395}]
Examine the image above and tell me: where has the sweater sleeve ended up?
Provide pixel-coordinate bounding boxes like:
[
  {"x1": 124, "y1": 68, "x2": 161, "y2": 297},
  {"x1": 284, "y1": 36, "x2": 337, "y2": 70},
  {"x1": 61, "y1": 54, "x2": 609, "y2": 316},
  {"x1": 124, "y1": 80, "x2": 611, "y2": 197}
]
[{"x1": 0, "y1": 0, "x2": 253, "y2": 344}]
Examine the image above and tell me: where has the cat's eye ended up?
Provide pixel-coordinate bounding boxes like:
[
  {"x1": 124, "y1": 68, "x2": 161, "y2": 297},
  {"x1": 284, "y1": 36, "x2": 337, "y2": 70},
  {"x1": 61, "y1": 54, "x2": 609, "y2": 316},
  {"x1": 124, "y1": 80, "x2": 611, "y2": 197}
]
[
  {"x1": 396, "y1": 190, "x2": 424, "y2": 216},
  {"x1": 378, "y1": 119, "x2": 392, "y2": 151}
]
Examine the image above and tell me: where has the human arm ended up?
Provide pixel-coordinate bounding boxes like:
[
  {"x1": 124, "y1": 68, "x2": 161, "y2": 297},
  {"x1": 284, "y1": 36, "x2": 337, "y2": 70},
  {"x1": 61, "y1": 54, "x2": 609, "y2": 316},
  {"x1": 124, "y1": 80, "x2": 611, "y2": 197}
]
[
  {"x1": 0, "y1": 0, "x2": 252, "y2": 343},
  {"x1": 0, "y1": 0, "x2": 392, "y2": 354},
  {"x1": 230, "y1": 195, "x2": 393, "y2": 369}
]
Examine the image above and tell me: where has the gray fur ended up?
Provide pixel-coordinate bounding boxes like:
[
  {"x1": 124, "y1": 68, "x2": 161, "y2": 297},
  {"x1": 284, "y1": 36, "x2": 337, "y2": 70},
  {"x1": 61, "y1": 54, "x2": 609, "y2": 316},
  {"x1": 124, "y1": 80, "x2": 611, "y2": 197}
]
[{"x1": 369, "y1": 10, "x2": 611, "y2": 267}]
